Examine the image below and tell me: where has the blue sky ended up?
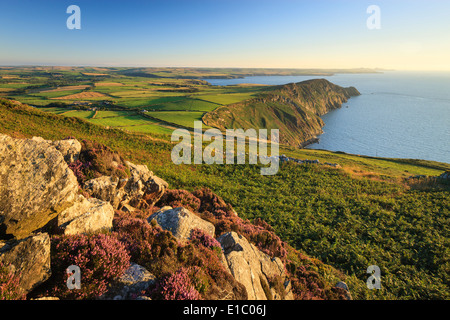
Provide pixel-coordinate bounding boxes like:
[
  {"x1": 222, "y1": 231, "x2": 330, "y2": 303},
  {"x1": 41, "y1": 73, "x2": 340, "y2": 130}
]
[{"x1": 0, "y1": 0, "x2": 449, "y2": 70}]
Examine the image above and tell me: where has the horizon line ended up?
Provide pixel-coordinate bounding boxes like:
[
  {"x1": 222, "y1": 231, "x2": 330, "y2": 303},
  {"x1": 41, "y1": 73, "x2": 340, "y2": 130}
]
[{"x1": 2, "y1": 64, "x2": 450, "y2": 73}]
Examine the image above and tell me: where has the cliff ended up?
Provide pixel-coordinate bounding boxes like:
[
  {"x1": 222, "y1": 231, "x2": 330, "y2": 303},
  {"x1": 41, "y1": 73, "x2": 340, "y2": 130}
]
[{"x1": 202, "y1": 79, "x2": 360, "y2": 147}]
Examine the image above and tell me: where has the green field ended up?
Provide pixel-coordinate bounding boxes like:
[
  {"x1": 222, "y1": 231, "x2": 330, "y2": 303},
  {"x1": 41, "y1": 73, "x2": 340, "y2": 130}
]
[
  {"x1": 0, "y1": 67, "x2": 270, "y2": 137},
  {"x1": 148, "y1": 111, "x2": 207, "y2": 128}
]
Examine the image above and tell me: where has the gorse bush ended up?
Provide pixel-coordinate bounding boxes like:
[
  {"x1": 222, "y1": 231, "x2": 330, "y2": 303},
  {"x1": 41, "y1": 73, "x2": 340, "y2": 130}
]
[{"x1": 46, "y1": 233, "x2": 130, "y2": 299}]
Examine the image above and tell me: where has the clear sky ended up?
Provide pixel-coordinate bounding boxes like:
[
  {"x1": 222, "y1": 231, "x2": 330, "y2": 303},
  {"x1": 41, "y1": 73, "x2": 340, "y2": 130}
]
[{"x1": 0, "y1": 0, "x2": 449, "y2": 70}]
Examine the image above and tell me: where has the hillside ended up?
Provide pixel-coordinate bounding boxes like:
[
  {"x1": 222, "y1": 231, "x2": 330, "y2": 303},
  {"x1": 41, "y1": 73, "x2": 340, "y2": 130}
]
[
  {"x1": 0, "y1": 98, "x2": 449, "y2": 300},
  {"x1": 202, "y1": 79, "x2": 360, "y2": 147},
  {"x1": 0, "y1": 98, "x2": 351, "y2": 301}
]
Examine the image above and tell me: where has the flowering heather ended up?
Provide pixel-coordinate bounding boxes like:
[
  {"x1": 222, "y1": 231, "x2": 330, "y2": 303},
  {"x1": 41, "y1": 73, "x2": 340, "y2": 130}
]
[
  {"x1": 189, "y1": 228, "x2": 221, "y2": 250},
  {"x1": 68, "y1": 159, "x2": 92, "y2": 184},
  {"x1": 286, "y1": 261, "x2": 348, "y2": 300},
  {"x1": 113, "y1": 215, "x2": 166, "y2": 265},
  {"x1": 151, "y1": 267, "x2": 201, "y2": 300},
  {"x1": 157, "y1": 189, "x2": 201, "y2": 213},
  {"x1": 67, "y1": 139, "x2": 130, "y2": 185},
  {"x1": 173, "y1": 188, "x2": 288, "y2": 261},
  {"x1": 0, "y1": 261, "x2": 25, "y2": 300},
  {"x1": 47, "y1": 233, "x2": 130, "y2": 299},
  {"x1": 79, "y1": 139, "x2": 129, "y2": 180}
]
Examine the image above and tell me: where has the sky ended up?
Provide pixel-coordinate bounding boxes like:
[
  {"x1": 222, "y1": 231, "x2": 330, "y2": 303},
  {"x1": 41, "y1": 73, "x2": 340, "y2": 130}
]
[{"x1": 0, "y1": 0, "x2": 449, "y2": 70}]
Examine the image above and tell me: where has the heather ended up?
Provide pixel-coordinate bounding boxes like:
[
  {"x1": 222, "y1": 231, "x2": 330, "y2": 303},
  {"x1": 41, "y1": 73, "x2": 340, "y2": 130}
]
[
  {"x1": 150, "y1": 267, "x2": 202, "y2": 300},
  {"x1": 156, "y1": 188, "x2": 347, "y2": 300},
  {"x1": 157, "y1": 188, "x2": 288, "y2": 261},
  {"x1": 0, "y1": 261, "x2": 25, "y2": 300},
  {"x1": 112, "y1": 212, "x2": 247, "y2": 300},
  {"x1": 68, "y1": 139, "x2": 130, "y2": 185},
  {"x1": 43, "y1": 233, "x2": 130, "y2": 299}
]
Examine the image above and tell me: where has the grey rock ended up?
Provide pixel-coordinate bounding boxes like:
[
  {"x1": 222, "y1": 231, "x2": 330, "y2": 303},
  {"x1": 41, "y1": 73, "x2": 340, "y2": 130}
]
[
  {"x1": 149, "y1": 207, "x2": 215, "y2": 241},
  {"x1": 0, "y1": 233, "x2": 51, "y2": 295},
  {"x1": 83, "y1": 176, "x2": 125, "y2": 209},
  {"x1": 336, "y1": 281, "x2": 352, "y2": 300},
  {"x1": 57, "y1": 194, "x2": 115, "y2": 235},
  {"x1": 102, "y1": 263, "x2": 156, "y2": 300},
  {"x1": 217, "y1": 232, "x2": 293, "y2": 300},
  {"x1": 122, "y1": 161, "x2": 168, "y2": 209},
  {"x1": 32, "y1": 296, "x2": 60, "y2": 300},
  {"x1": 0, "y1": 134, "x2": 79, "y2": 239},
  {"x1": 32, "y1": 137, "x2": 82, "y2": 163},
  {"x1": 83, "y1": 161, "x2": 168, "y2": 210}
]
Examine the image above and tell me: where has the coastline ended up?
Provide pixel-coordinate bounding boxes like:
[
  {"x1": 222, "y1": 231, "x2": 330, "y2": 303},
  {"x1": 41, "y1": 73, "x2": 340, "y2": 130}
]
[{"x1": 299, "y1": 136, "x2": 321, "y2": 149}]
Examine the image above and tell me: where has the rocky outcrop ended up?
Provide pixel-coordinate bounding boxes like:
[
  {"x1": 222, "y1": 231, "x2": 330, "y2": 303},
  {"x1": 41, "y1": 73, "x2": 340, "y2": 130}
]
[
  {"x1": 57, "y1": 194, "x2": 114, "y2": 235},
  {"x1": 149, "y1": 206, "x2": 215, "y2": 241},
  {"x1": 101, "y1": 263, "x2": 156, "y2": 300},
  {"x1": 83, "y1": 176, "x2": 126, "y2": 209},
  {"x1": 218, "y1": 232, "x2": 293, "y2": 300},
  {"x1": 83, "y1": 161, "x2": 168, "y2": 210},
  {"x1": 335, "y1": 281, "x2": 352, "y2": 300},
  {"x1": 122, "y1": 161, "x2": 168, "y2": 209},
  {"x1": 0, "y1": 233, "x2": 51, "y2": 294},
  {"x1": 0, "y1": 134, "x2": 79, "y2": 239},
  {"x1": 439, "y1": 171, "x2": 450, "y2": 180},
  {"x1": 31, "y1": 136, "x2": 81, "y2": 163}
]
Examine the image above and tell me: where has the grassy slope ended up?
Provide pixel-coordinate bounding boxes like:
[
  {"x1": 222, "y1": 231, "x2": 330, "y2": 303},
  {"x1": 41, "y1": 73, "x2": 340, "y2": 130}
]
[
  {"x1": 203, "y1": 79, "x2": 361, "y2": 147},
  {"x1": 0, "y1": 99, "x2": 449, "y2": 300}
]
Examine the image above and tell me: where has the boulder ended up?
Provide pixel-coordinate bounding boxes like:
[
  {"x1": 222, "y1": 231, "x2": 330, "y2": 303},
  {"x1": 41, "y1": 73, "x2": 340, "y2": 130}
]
[
  {"x1": 83, "y1": 176, "x2": 126, "y2": 209},
  {"x1": 148, "y1": 207, "x2": 215, "y2": 241},
  {"x1": 83, "y1": 161, "x2": 168, "y2": 210},
  {"x1": 32, "y1": 137, "x2": 81, "y2": 163},
  {"x1": 439, "y1": 171, "x2": 450, "y2": 180},
  {"x1": 335, "y1": 281, "x2": 352, "y2": 300},
  {"x1": 122, "y1": 161, "x2": 168, "y2": 209},
  {"x1": 57, "y1": 194, "x2": 115, "y2": 235},
  {"x1": 0, "y1": 233, "x2": 51, "y2": 295},
  {"x1": 0, "y1": 134, "x2": 79, "y2": 239},
  {"x1": 101, "y1": 263, "x2": 156, "y2": 300},
  {"x1": 217, "y1": 232, "x2": 293, "y2": 300}
]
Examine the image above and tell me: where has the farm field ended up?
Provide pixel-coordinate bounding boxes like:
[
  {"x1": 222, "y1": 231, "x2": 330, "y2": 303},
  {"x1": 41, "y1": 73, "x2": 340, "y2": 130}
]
[
  {"x1": 148, "y1": 111, "x2": 208, "y2": 128},
  {"x1": 0, "y1": 66, "x2": 272, "y2": 136}
]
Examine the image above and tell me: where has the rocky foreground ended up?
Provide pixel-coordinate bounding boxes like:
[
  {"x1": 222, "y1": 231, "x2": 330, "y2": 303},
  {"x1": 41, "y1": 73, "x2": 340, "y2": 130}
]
[{"x1": 0, "y1": 134, "x2": 350, "y2": 300}]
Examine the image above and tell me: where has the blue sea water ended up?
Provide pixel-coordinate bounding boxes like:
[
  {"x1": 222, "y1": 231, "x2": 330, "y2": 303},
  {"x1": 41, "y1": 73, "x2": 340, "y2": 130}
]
[{"x1": 205, "y1": 72, "x2": 450, "y2": 164}]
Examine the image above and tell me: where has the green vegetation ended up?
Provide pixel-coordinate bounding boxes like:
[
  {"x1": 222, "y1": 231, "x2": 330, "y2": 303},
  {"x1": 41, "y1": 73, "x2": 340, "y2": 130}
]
[
  {"x1": 149, "y1": 111, "x2": 208, "y2": 128},
  {"x1": 0, "y1": 98, "x2": 448, "y2": 300},
  {"x1": 0, "y1": 66, "x2": 376, "y2": 137},
  {"x1": 203, "y1": 79, "x2": 360, "y2": 147}
]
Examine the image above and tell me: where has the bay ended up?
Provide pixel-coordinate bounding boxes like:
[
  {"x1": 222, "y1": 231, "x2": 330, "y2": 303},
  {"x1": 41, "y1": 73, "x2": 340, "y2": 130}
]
[{"x1": 205, "y1": 71, "x2": 450, "y2": 164}]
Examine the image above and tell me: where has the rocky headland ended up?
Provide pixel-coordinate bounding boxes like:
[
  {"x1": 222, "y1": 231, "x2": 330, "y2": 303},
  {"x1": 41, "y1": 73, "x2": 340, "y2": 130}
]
[{"x1": 203, "y1": 79, "x2": 360, "y2": 147}]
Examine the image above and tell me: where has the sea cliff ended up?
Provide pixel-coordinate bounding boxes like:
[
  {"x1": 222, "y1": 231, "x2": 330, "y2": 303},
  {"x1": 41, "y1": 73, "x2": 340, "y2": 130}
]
[{"x1": 202, "y1": 79, "x2": 360, "y2": 147}]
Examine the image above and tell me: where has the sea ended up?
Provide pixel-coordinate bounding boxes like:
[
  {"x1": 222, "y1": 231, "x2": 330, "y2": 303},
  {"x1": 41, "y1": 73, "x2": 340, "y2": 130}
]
[{"x1": 205, "y1": 71, "x2": 450, "y2": 164}]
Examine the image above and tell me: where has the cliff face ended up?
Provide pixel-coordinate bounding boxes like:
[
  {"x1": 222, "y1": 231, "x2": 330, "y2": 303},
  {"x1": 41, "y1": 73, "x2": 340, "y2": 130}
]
[{"x1": 202, "y1": 79, "x2": 360, "y2": 147}]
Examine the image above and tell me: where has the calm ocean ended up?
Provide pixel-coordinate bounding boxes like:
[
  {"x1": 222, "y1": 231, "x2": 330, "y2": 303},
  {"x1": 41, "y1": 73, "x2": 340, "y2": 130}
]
[{"x1": 206, "y1": 71, "x2": 450, "y2": 164}]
